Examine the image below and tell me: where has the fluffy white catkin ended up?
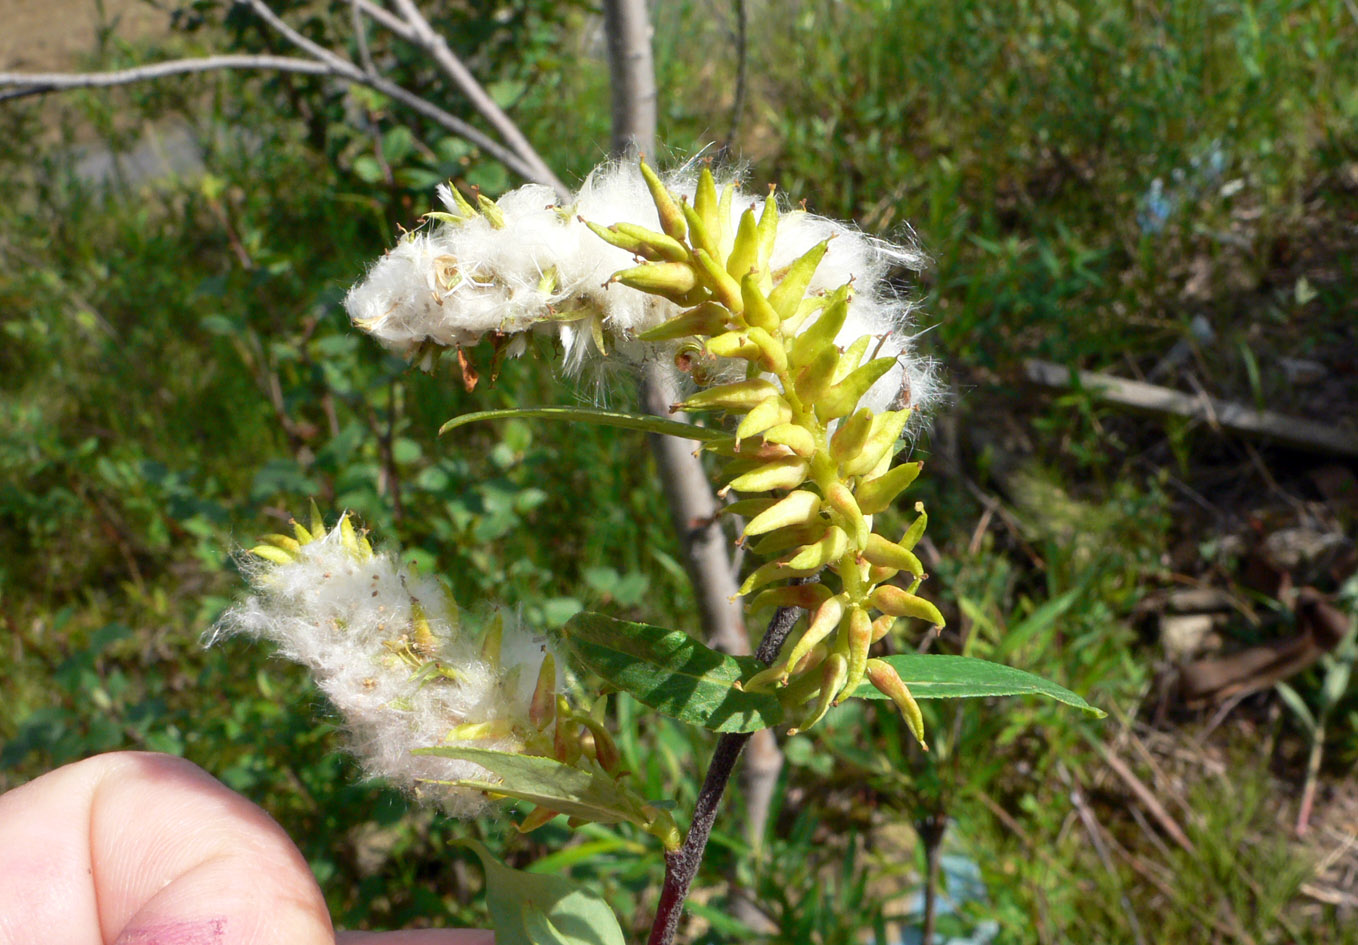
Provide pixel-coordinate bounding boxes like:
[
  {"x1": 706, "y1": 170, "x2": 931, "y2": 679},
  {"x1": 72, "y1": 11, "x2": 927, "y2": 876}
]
[
  {"x1": 344, "y1": 162, "x2": 938, "y2": 416},
  {"x1": 209, "y1": 516, "x2": 555, "y2": 816}
]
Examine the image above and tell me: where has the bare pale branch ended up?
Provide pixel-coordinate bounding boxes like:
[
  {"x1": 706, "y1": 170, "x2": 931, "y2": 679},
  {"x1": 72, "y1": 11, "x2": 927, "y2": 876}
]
[
  {"x1": 0, "y1": 56, "x2": 328, "y2": 103},
  {"x1": 385, "y1": 0, "x2": 566, "y2": 196}
]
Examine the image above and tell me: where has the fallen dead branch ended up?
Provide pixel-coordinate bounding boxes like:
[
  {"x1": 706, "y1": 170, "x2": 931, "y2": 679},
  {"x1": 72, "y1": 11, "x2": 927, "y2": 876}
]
[{"x1": 1024, "y1": 360, "x2": 1358, "y2": 458}]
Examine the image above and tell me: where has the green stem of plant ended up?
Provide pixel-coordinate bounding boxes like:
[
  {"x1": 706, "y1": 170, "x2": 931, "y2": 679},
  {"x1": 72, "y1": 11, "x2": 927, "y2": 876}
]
[{"x1": 646, "y1": 603, "x2": 803, "y2": 945}]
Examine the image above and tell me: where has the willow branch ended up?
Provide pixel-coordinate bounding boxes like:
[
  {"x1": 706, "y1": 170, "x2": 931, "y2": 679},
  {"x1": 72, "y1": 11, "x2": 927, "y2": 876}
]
[
  {"x1": 0, "y1": 56, "x2": 328, "y2": 102},
  {"x1": 385, "y1": 0, "x2": 567, "y2": 197},
  {"x1": 646, "y1": 605, "x2": 802, "y2": 945}
]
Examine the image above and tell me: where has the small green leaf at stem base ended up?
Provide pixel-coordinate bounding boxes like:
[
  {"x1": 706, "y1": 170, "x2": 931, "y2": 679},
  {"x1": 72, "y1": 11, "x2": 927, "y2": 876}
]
[
  {"x1": 459, "y1": 838, "x2": 626, "y2": 945},
  {"x1": 848, "y1": 654, "x2": 1105, "y2": 716}
]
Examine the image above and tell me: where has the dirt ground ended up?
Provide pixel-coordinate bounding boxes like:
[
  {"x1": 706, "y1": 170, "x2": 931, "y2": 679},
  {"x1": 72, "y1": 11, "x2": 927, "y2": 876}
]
[{"x1": 0, "y1": 0, "x2": 171, "y2": 71}]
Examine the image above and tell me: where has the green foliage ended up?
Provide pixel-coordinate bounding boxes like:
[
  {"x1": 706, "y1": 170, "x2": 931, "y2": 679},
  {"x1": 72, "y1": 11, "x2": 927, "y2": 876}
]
[
  {"x1": 461, "y1": 839, "x2": 626, "y2": 945},
  {"x1": 561, "y1": 613, "x2": 784, "y2": 733},
  {"x1": 855, "y1": 654, "x2": 1105, "y2": 716}
]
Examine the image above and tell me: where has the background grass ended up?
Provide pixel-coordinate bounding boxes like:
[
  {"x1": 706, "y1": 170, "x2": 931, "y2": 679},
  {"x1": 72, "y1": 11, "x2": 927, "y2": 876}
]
[{"x1": 3, "y1": 0, "x2": 1357, "y2": 941}]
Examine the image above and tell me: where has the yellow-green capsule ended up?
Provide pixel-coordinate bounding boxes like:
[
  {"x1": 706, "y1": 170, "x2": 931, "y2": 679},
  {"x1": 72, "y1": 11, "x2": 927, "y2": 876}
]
[
  {"x1": 835, "y1": 606, "x2": 874, "y2": 705},
  {"x1": 755, "y1": 187, "x2": 779, "y2": 272},
  {"x1": 728, "y1": 456, "x2": 811, "y2": 493},
  {"x1": 585, "y1": 219, "x2": 687, "y2": 263},
  {"x1": 746, "y1": 325, "x2": 788, "y2": 373},
  {"x1": 475, "y1": 193, "x2": 505, "y2": 229},
  {"x1": 792, "y1": 652, "x2": 848, "y2": 734},
  {"x1": 249, "y1": 543, "x2": 295, "y2": 566},
  {"x1": 529, "y1": 653, "x2": 557, "y2": 730},
  {"x1": 762, "y1": 422, "x2": 817, "y2": 457},
  {"x1": 615, "y1": 221, "x2": 691, "y2": 261},
  {"x1": 480, "y1": 615, "x2": 503, "y2": 668},
  {"x1": 612, "y1": 261, "x2": 699, "y2": 302},
  {"x1": 790, "y1": 291, "x2": 849, "y2": 367},
  {"x1": 681, "y1": 201, "x2": 719, "y2": 261},
  {"x1": 638, "y1": 302, "x2": 731, "y2": 342},
  {"x1": 768, "y1": 240, "x2": 830, "y2": 320},
  {"x1": 865, "y1": 658, "x2": 927, "y2": 748},
  {"x1": 736, "y1": 395, "x2": 793, "y2": 441},
  {"x1": 681, "y1": 378, "x2": 779, "y2": 413},
  {"x1": 816, "y1": 356, "x2": 897, "y2": 421},
  {"x1": 750, "y1": 522, "x2": 825, "y2": 558},
  {"x1": 778, "y1": 594, "x2": 847, "y2": 682},
  {"x1": 737, "y1": 559, "x2": 817, "y2": 596},
  {"x1": 706, "y1": 330, "x2": 761, "y2": 361},
  {"x1": 258, "y1": 533, "x2": 302, "y2": 555},
  {"x1": 786, "y1": 524, "x2": 850, "y2": 570},
  {"x1": 640, "y1": 160, "x2": 688, "y2": 240},
  {"x1": 726, "y1": 207, "x2": 760, "y2": 279},
  {"x1": 721, "y1": 496, "x2": 778, "y2": 519},
  {"x1": 862, "y1": 533, "x2": 924, "y2": 577},
  {"x1": 870, "y1": 584, "x2": 945, "y2": 628},
  {"x1": 741, "y1": 272, "x2": 781, "y2": 332},
  {"x1": 444, "y1": 182, "x2": 478, "y2": 220},
  {"x1": 694, "y1": 165, "x2": 720, "y2": 245},
  {"x1": 824, "y1": 482, "x2": 869, "y2": 549},
  {"x1": 832, "y1": 335, "x2": 872, "y2": 383},
  {"x1": 829, "y1": 408, "x2": 873, "y2": 467},
  {"x1": 793, "y1": 344, "x2": 841, "y2": 403},
  {"x1": 840, "y1": 410, "x2": 912, "y2": 478},
  {"x1": 694, "y1": 248, "x2": 744, "y2": 313},
  {"x1": 748, "y1": 582, "x2": 833, "y2": 615},
  {"x1": 854, "y1": 460, "x2": 923, "y2": 514},
  {"x1": 516, "y1": 806, "x2": 561, "y2": 834},
  {"x1": 717, "y1": 181, "x2": 737, "y2": 256},
  {"x1": 870, "y1": 615, "x2": 897, "y2": 643},
  {"x1": 900, "y1": 501, "x2": 928, "y2": 550},
  {"x1": 744, "y1": 489, "x2": 822, "y2": 537}
]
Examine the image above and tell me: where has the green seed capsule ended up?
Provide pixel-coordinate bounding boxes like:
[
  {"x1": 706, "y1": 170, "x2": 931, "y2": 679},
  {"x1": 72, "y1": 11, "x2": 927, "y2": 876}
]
[
  {"x1": 741, "y1": 272, "x2": 781, "y2": 332},
  {"x1": 761, "y1": 422, "x2": 817, "y2": 457},
  {"x1": 728, "y1": 456, "x2": 811, "y2": 493},
  {"x1": 695, "y1": 248, "x2": 745, "y2": 313},
  {"x1": 824, "y1": 482, "x2": 869, "y2": 549},
  {"x1": 840, "y1": 410, "x2": 912, "y2": 478},
  {"x1": 680, "y1": 378, "x2": 779, "y2": 413},
  {"x1": 854, "y1": 461, "x2": 923, "y2": 514},
  {"x1": 748, "y1": 582, "x2": 833, "y2": 614},
  {"x1": 900, "y1": 501, "x2": 928, "y2": 550},
  {"x1": 768, "y1": 240, "x2": 830, "y2": 320},
  {"x1": 816, "y1": 357, "x2": 897, "y2": 421},
  {"x1": 870, "y1": 584, "x2": 945, "y2": 628},
  {"x1": 794, "y1": 344, "x2": 841, "y2": 403},
  {"x1": 836, "y1": 606, "x2": 874, "y2": 705},
  {"x1": 694, "y1": 165, "x2": 720, "y2": 246},
  {"x1": 865, "y1": 659, "x2": 927, "y2": 748},
  {"x1": 640, "y1": 160, "x2": 688, "y2": 240},
  {"x1": 829, "y1": 408, "x2": 873, "y2": 464},
  {"x1": 638, "y1": 302, "x2": 732, "y2": 341},
  {"x1": 746, "y1": 325, "x2": 788, "y2": 373},
  {"x1": 862, "y1": 533, "x2": 924, "y2": 577},
  {"x1": 755, "y1": 188, "x2": 779, "y2": 273},
  {"x1": 476, "y1": 193, "x2": 505, "y2": 229},
  {"x1": 612, "y1": 261, "x2": 699, "y2": 303},
  {"x1": 726, "y1": 206, "x2": 760, "y2": 279},
  {"x1": 786, "y1": 525, "x2": 849, "y2": 570},
  {"x1": 706, "y1": 330, "x2": 761, "y2": 361},
  {"x1": 793, "y1": 653, "x2": 848, "y2": 733},
  {"x1": 790, "y1": 291, "x2": 849, "y2": 367},
  {"x1": 744, "y1": 489, "x2": 823, "y2": 537}
]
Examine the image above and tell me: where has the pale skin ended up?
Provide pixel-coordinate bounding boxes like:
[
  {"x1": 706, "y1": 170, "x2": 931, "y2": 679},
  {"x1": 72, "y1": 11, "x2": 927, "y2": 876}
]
[{"x1": 0, "y1": 752, "x2": 494, "y2": 945}]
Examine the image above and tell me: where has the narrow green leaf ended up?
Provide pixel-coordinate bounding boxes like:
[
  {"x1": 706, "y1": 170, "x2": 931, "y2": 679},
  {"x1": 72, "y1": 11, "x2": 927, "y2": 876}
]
[
  {"x1": 412, "y1": 747, "x2": 649, "y2": 826},
  {"x1": 850, "y1": 654, "x2": 1105, "y2": 717},
  {"x1": 440, "y1": 407, "x2": 727, "y2": 442},
  {"x1": 561, "y1": 613, "x2": 785, "y2": 733},
  {"x1": 460, "y1": 838, "x2": 626, "y2": 945}
]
